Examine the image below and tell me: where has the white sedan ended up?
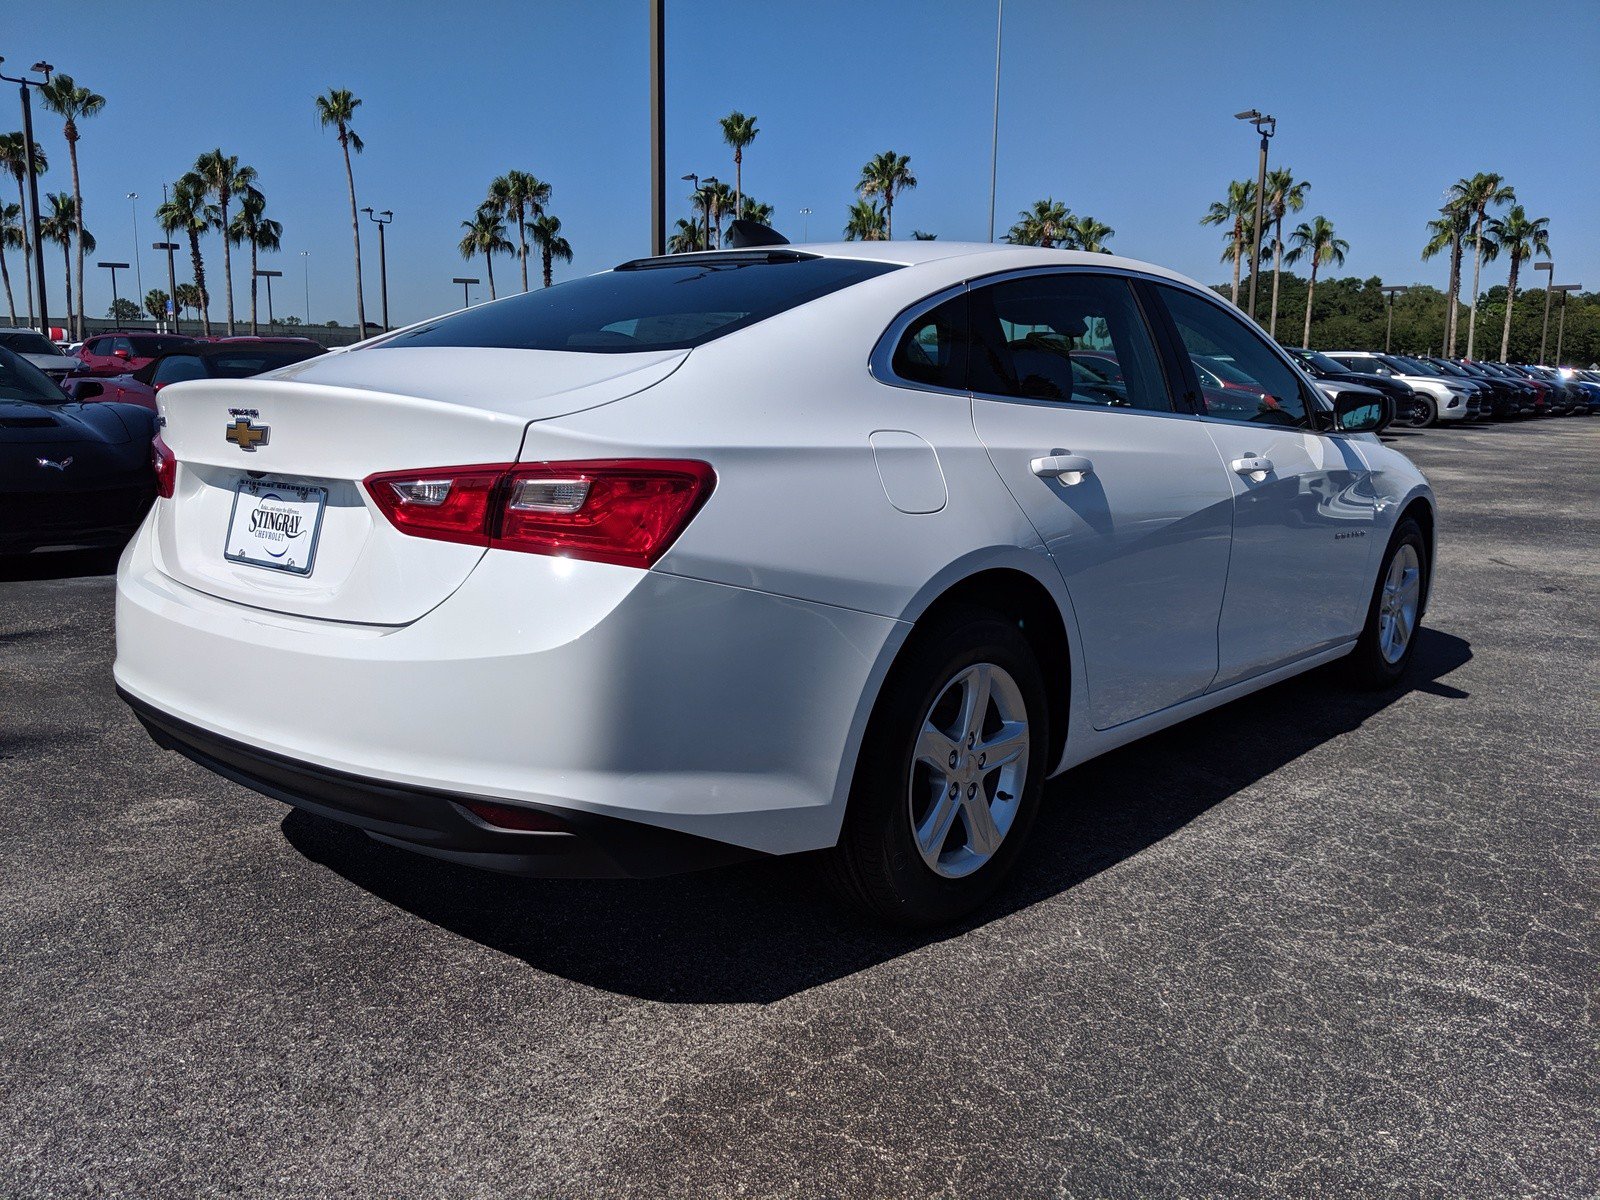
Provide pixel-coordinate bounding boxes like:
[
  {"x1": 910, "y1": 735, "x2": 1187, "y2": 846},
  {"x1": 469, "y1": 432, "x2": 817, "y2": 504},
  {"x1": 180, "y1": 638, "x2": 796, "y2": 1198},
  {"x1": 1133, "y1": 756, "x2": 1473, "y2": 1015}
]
[{"x1": 116, "y1": 239, "x2": 1435, "y2": 925}]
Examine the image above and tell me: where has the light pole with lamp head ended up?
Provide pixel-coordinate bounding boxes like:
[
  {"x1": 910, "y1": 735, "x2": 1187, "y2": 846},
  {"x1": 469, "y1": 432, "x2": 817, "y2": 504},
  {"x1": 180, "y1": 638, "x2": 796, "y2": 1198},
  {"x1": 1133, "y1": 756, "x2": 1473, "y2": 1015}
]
[
  {"x1": 254, "y1": 269, "x2": 283, "y2": 329},
  {"x1": 1235, "y1": 109, "x2": 1275, "y2": 321},
  {"x1": 799, "y1": 207, "x2": 812, "y2": 241},
  {"x1": 1534, "y1": 261, "x2": 1555, "y2": 363},
  {"x1": 453, "y1": 277, "x2": 479, "y2": 309},
  {"x1": 362, "y1": 207, "x2": 394, "y2": 331},
  {"x1": 1551, "y1": 283, "x2": 1581, "y2": 366},
  {"x1": 98, "y1": 262, "x2": 130, "y2": 325},
  {"x1": 299, "y1": 250, "x2": 311, "y2": 325},
  {"x1": 0, "y1": 57, "x2": 54, "y2": 337},
  {"x1": 126, "y1": 193, "x2": 145, "y2": 303},
  {"x1": 152, "y1": 241, "x2": 180, "y2": 333},
  {"x1": 1380, "y1": 285, "x2": 1408, "y2": 354}
]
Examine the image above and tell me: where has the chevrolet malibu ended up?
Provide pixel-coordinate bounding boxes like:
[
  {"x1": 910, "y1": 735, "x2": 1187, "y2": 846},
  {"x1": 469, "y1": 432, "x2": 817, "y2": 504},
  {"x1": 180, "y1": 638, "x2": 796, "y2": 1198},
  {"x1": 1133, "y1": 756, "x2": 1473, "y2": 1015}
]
[{"x1": 116, "y1": 240, "x2": 1435, "y2": 925}]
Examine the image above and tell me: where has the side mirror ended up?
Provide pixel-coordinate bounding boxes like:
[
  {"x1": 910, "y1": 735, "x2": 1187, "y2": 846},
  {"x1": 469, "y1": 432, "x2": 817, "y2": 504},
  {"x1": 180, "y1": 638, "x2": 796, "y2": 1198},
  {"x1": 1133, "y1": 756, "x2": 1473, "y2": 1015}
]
[
  {"x1": 1334, "y1": 391, "x2": 1391, "y2": 434},
  {"x1": 75, "y1": 380, "x2": 104, "y2": 400},
  {"x1": 113, "y1": 348, "x2": 131, "y2": 360}
]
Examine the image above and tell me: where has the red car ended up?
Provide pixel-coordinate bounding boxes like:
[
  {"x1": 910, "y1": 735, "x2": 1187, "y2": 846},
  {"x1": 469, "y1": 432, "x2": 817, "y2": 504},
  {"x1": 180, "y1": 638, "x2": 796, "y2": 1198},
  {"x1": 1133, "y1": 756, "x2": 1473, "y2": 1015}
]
[
  {"x1": 69, "y1": 339, "x2": 326, "y2": 412},
  {"x1": 76, "y1": 332, "x2": 198, "y2": 377}
]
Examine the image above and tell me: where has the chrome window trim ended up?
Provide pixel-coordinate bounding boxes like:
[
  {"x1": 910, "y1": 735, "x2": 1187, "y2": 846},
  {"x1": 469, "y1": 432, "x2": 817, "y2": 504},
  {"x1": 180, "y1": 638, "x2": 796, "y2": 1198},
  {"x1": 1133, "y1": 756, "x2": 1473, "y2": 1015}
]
[{"x1": 868, "y1": 281, "x2": 971, "y2": 398}]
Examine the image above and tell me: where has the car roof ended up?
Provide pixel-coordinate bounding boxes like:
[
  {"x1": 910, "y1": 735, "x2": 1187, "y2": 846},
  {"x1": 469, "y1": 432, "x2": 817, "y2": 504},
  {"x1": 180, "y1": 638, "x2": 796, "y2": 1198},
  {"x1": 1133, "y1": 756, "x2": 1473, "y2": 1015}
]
[{"x1": 624, "y1": 241, "x2": 1210, "y2": 292}]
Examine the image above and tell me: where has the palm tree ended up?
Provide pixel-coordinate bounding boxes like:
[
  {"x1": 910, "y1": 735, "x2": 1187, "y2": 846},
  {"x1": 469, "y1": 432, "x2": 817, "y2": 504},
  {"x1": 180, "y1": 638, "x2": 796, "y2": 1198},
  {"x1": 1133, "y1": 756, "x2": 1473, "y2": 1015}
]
[
  {"x1": 911, "y1": 230, "x2": 938, "y2": 240},
  {"x1": 0, "y1": 201, "x2": 21, "y2": 324},
  {"x1": 37, "y1": 75, "x2": 104, "y2": 341},
  {"x1": 1201, "y1": 180, "x2": 1256, "y2": 306},
  {"x1": 40, "y1": 193, "x2": 94, "y2": 327},
  {"x1": 1067, "y1": 214, "x2": 1115, "y2": 253},
  {"x1": 488, "y1": 170, "x2": 551, "y2": 292},
  {"x1": 734, "y1": 195, "x2": 774, "y2": 225},
  {"x1": 193, "y1": 150, "x2": 257, "y2": 334},
  {"x1": 175, "y1": 282, "x2": 203, "y2": 325},
  {"x1": 528, "y1": 214, "x2": 572, "y2": 288},
  {"x1": 143, "y1": 288, "x2": 170, "y2": 323},
  {"x1": 843, "y1": 199, "x2": 886, "y2": 241},
  {"x1": 156, "y1": 174, "x2": 216, "y2": 336},
  {"x1": 1262, "y1": 168, "x2": 1309, "y2": 337},
  {"x1": 718, "y1": 111, "x2": 759, "y2": 215},
  {"x1": 1007, "y1": 198, "x2": 1071, "y2": 248},
  {"x1": 1421, "y1": 205, "x2": 1470, "y2": 356},
  {"x1": 692, "y1": 181, "x2": 734, "y2": 248},
  {"x1": 1447, "y1": 173, "x2": 1515, "y2": 359},
  {"x1": 667, "y1": 218, "x2": 707, "y2": 254},
  {"x1": 314, "y1": 88, "x2": 367, "y2": 330},
  {"x1": 0, "y1": 134, "x2": 46, "y2": 324},
  {"x1": 229, "y1": 187, "x2": 282, "y2": 335},
  {"x1": 857, "y1": 151, "x2": 917, "y2": 240},
  {"x1": 1482, "y1": 205, "x2": 1551, "y2": 362},
  {"x1": 458, "y1": 205, "x2": 513, "y2": 300},
  {"x1": 1284, "y1": 215, "x2": 1348, "y2": 348}
]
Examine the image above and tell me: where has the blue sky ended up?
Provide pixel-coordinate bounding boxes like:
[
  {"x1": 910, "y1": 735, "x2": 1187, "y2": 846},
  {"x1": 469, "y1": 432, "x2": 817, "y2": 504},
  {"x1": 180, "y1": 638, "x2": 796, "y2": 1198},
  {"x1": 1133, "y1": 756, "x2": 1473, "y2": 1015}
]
[{"x1": 5, "y1": 0, "x2": 1597, "y2": 328}]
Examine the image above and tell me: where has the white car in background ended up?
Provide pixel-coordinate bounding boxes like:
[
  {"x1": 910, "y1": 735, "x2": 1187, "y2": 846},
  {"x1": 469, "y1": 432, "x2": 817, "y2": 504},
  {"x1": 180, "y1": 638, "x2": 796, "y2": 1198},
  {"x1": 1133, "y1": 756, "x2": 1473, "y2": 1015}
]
[
  {"x1": 116, "y1": 237, "x2": 1435, "y2": 925},
  {"x1": 1324, "y1": 350, "x2": 1474, "y2": 425}
]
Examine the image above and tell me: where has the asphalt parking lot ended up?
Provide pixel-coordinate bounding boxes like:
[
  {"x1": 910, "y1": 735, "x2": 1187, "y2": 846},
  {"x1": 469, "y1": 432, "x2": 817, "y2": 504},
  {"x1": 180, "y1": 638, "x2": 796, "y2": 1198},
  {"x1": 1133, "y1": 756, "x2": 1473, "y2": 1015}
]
[{"x1": 2, "y1": 419, "x2": 1595, "y2": 1198}]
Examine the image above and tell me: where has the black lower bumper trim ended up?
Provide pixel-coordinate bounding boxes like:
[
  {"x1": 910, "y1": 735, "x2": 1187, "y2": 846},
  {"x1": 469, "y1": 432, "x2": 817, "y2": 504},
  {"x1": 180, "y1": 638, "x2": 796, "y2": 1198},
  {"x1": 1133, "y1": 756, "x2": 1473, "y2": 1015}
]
[{"x1": 120, "y1": 688, "x2": 763, "y2": 879}]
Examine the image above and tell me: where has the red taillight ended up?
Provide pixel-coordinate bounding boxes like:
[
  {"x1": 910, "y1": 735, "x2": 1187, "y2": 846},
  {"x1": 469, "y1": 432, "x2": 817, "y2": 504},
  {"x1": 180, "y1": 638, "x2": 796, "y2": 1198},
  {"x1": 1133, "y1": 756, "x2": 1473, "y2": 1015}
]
[
  {"x1": 363, "y1": 459, "x2": 715, "y2": 569},
  {"x1": 458, "y1": 799, "x2": 567, "y2": 832},
  {"x1": 152, "y1": 434, "x2": 176, "y2": 498}
]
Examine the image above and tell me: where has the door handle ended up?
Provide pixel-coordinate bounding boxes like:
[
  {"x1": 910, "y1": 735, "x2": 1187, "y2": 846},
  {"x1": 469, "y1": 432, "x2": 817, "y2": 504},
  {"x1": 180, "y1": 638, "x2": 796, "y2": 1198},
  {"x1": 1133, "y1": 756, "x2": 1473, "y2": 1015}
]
[
  {"x1": 1231, "y1": 455, "x2": 1273, "y2": 481},
  {"x1": 1031, "y1": 454, "x2": 1095, "y2": 484}
]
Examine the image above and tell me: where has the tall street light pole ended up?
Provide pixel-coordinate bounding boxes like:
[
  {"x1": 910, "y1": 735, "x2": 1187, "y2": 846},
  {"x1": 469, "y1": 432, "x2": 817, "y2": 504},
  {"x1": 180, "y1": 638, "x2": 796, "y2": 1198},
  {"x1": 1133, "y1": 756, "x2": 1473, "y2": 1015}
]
[
  {"x1": 680, "y1": 173, "x2": 699, "y2": 250},
  {"x1": 988, "y1": 0, "x2": 1004, "y2": 242},
  {"x1": 153, "y1": 241, "x2": 180, "y2": 333},
  {"x1": 1534, "y1": 260, "x2": 1555, "y2": 363},
  {"x1": 98, "y1": 261, "x2": 130, "y2": 323},
  {"x1": 702, "y1": 177, "x2": 720, "y2": 248},
  {"x1": 649, "y1": 0, "x2": 665, "y2": 257},
  {"x1": 1551, "y1": 283, "x2": 1580, "y2": 365},
  {"x1": 1380, "y1": 285, "x2": 1408, "y2": 354},
  {"x1": 300, "y1": 250, "x2": 311, "y2": 325},
  {"x1": 255, "y1": 269, "x2": 282, "y2": 329},
  {"x1": 362, "y1": 207, "x2": 393, "y2": 331},
  {"x1": 126, "y1": 193, "x2": 144, "y2": 303},
  {"x1": 799, "y1": 207, "x2": 812, "y2": 241},
  {"x1": 1, "y1": 57, "x2": 54, "y2": 337},
  {"x1": 453, "y1": 277, "x2": 478, "y2": 309},
  {"x1": 1235, "y1": 109, "x2": 1275, "y2": 321}
]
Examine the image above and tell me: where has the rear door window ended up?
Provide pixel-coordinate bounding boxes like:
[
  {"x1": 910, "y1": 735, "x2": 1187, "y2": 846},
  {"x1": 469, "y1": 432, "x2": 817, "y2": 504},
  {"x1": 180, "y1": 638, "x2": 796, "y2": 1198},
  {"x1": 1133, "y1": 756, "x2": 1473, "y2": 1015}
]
[{"x1": 379, "y1": 253, "x2": 900, "y2": 354}]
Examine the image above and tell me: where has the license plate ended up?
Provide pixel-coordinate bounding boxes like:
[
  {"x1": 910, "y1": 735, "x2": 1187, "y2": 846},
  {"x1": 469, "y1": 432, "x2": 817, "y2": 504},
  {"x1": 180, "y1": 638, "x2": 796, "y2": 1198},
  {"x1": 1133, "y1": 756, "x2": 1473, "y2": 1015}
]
[{"x1": 223, "y1": 479, "x2": 327, "y2": 575}]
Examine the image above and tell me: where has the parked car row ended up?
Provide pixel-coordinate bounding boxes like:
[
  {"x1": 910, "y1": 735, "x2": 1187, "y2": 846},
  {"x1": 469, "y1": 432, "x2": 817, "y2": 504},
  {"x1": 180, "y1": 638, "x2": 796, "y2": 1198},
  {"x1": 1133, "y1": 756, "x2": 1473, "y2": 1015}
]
[{"x1": 1290, "y1": 346, "x2": 1598, "y2": 426}]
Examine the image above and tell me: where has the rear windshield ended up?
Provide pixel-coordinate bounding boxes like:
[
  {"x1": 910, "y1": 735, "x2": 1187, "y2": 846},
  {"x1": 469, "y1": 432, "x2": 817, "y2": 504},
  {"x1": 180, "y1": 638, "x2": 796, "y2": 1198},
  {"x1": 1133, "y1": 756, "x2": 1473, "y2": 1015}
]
[
  {"x1": 207, "y1": 349, "x2": 323, "y2": 377},
  {"x1": 1297, "y1": 349, "x2": 1346, "y2": 374},
  {"x1": 130, "y1": 335, "x2": 195, "y2": 357},
  {"x1": 377, "y1": 254, "x2": 901, "y2": 354},
  {"x1": 0, "y1": 331, "x2": 65, "y2": 357}
]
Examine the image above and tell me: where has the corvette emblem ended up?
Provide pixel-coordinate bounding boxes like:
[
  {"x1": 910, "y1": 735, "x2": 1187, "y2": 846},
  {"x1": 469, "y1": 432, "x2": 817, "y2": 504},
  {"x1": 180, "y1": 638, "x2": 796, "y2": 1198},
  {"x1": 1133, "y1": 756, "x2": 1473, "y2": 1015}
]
[
  {"x1": 36, "y1": 456, "x2": 74, "y2": 470},
  {"x1": 225, "y1": 417, "x2": 269, "y2": 452}
]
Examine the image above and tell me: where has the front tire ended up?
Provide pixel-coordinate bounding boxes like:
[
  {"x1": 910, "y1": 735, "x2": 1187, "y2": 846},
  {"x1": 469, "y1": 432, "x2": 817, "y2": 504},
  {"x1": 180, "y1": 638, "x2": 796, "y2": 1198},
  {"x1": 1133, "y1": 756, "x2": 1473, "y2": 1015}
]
[
  {"x1": 1404, "y1": 394, "x2": 1437, "y2": 429},
  {"x1": 828, "y1": 607, "x2": 1048, "y2": 927},
  {"x1": 1346, "y1": 517, "x2": 1428, "y2": 688}
]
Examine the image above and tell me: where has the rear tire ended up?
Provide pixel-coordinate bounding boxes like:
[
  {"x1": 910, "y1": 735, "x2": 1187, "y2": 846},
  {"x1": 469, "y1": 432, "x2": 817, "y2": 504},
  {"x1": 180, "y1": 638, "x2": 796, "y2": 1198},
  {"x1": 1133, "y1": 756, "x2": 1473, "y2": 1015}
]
[
  {"x1": 1345, "y1": 517, "x2": 1428, "y2": 689},
  {"x1": 1404, "y1": 394, "x2": 1437, "y2": 429},
  {"x1": 827, "y1": 607, "x2": 1048, "y2": 927}
]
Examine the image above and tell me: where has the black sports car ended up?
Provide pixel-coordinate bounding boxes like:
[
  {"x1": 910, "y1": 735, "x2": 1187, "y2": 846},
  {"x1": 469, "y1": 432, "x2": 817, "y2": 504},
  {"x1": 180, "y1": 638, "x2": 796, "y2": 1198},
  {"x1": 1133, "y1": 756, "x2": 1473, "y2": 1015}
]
[{"x1": 0, "y1": 346, "x2": 158, "y2": 556}]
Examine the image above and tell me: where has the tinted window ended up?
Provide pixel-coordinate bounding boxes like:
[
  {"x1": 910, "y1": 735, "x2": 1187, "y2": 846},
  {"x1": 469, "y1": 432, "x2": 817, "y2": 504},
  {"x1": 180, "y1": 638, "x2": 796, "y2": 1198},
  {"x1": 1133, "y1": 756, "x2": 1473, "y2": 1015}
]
[
  {"x1": 891, "y1": 292, "x2": 970, "y2": 390},
  {"x1": 111, "y1": 337, "x2": 135, "y2": 356},
  {"x1": 380, "y1": 254, "x2": 900, "y2": 354},
  {"x1": 1157, "y1": 285, "x2": 1313, "y2": 426},
  {"x1": 0, "y1": 347, "x2": 64, "y2": 402},
  {"x1": 969, "y1": 273, "x2": 1171, "y2": 412},
  {"x1": 0, "y1": 331, "x2": 65, "y2": 357},
  {"x1": 207, "y1": 349, "x2": 321, "y2": 377},
  {"x1": 1298, "y1": 349, "x2": 1349, "y2": 375},
  {"x1": 153, "y1": 355, "x2": 207, "y2": 385},
  {"x1": 130, "y1": 335, "x2": 193, "y2": 357}
]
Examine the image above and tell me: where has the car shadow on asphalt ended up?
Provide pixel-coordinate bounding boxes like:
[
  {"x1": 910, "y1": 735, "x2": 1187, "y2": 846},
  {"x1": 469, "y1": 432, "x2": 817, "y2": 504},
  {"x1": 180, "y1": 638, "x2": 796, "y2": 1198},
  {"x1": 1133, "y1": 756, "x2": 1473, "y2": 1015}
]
[
  {"x1": 282, "y1": 627, "x2": 1473, "y2": 1005},
  {"x1": 0, "y1": 547, "x2": 121, "y2": 583}
]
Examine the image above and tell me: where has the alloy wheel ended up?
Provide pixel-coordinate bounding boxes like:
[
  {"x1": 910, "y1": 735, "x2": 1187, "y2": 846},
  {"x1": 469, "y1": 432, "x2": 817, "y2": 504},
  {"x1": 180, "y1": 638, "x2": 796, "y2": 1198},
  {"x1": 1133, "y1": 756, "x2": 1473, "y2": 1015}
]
[
  {"x1": 908, "y1": 662, "x2": 1030, "y2": 879},
  {"x1": 1378, "y1": 544, "x2": 1421, "y2": 664}
]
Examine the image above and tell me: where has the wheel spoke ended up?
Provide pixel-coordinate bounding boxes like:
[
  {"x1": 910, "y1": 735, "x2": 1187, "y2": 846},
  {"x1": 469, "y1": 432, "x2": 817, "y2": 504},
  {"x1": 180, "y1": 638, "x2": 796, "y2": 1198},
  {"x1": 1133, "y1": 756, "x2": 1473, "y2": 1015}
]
[
  {"x1": 914, "y1": 723, "x2": 958, "y2": 773},
  {"x1": 959, "y1": 790, "x2": 1003, "y2": 857},
  {"x1": 976, "y1": 721, "x2": 1028, "y2": 771},
  {"x1": 916, "y1": 785, "x2": 961, "y2": 861},
  {"x1": 957, "y1": 665, "x2": 992, "y2": 746}
]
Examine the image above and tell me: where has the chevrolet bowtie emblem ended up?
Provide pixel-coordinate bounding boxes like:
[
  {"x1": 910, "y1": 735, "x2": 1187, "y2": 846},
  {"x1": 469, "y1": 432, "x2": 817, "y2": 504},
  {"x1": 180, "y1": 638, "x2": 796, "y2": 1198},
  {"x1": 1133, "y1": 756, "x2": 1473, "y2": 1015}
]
[{"x1": 225, "y1": 417, "x2": 269, "y2": 452}]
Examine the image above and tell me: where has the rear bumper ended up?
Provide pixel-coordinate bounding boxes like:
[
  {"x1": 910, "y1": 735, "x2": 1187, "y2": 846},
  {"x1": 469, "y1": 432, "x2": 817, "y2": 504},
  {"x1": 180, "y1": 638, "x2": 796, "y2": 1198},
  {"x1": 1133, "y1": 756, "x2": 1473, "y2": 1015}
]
[
  {"x1": 123, "y1": 689, "x2": 760, "y2": 877},
  {"x1": 114, "y1": 519, "x2": 902, "y2": 863}
]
